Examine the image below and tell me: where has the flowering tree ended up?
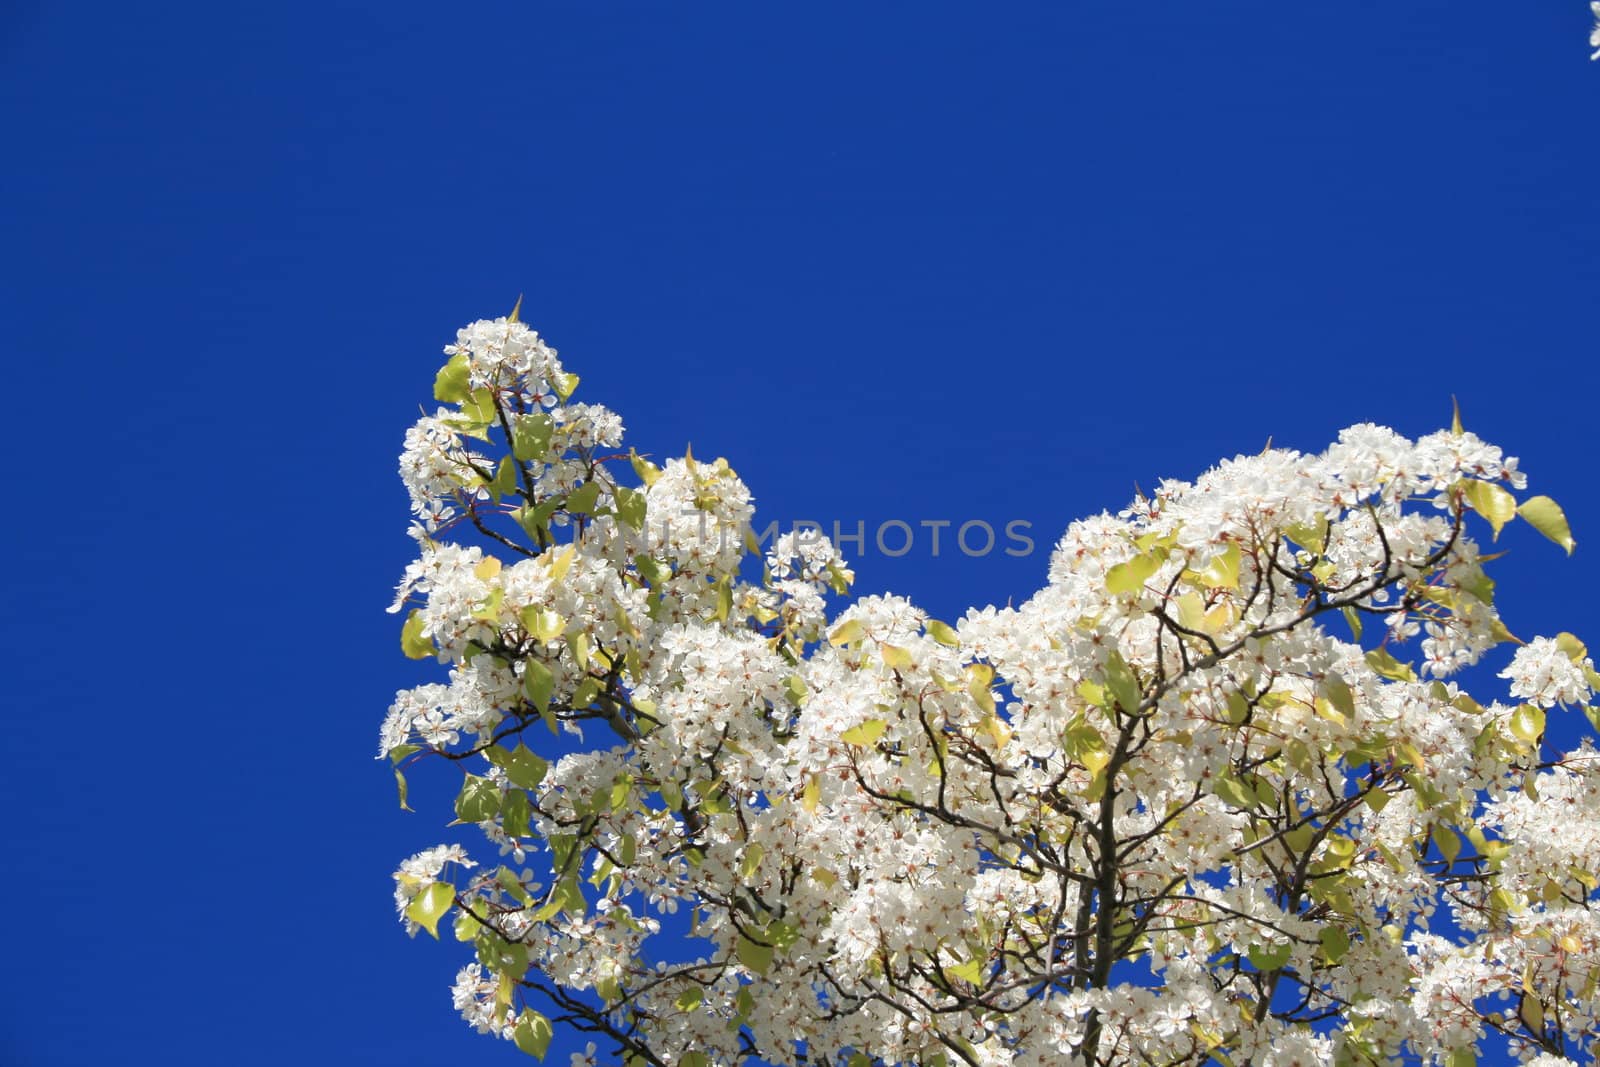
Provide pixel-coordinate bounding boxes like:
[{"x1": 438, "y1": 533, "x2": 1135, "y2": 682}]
[{"x1": 383, "y1": 316, "x2": 1598, "y2": 1067}]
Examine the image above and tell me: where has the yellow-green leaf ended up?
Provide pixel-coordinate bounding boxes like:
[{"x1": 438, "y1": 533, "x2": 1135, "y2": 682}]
[
  {"x1": 523, "y1": 658, "x2": 555, "y2": 710},
  {"x1": 455, "y1": 774, "x2": 502, "y2": 823},
  {"x1": 1519, "y1": 495, "x2": 1575, "y2": 554},
  {"x1": 881, "y1": 644, "x2": 913, "y2": 671},
  {"x1": 512, "y1": 413, "x2": 553, "y2": 461},
  {"x1": 948, "y1": 957, "x2": 986, "y2": 985},
  {"x1": 1319, "y1": 926, "x2": 1350, "y2": 964},
  {"x1": 513, "y1": 1011, "x2": 554, "y2": 1059},
  {"x1": 406, "y1": 882, "x2": 454, "y2": 939},
  {"x1": 433, "y1": 353, "x2": 472, "y2": 404},
  {"x1": 828, "y1": 619, "x2": 864, "y2": 647},
  {"x1": 1103, "y1": 650, "x2": 1142, "y2": 713},
  {"x1": 1214, "y1": 774, "x2": 1255, "y2": 810},
  {"x1": 615, "y1": 485, "x2": 647, "y2": 530},
  {"x1": 967, "y1": 663, "x2": 996, "y2": 715},
  {"x1": 547, "y1": 544, "x2": 576, "y2": 582},
  {"x1": 1509, "y1": 704, "x2": 1545, "y2": 744},
  {"x1": 1247, "y1": 942, "x2": 1292, "y2": 971},
  {"x1": 1324, "y1": 673, "x2": 1356, "y2": 719},
  {"x1": 629, "y1": 448, "x2": 661, "y2": 487},
  {"x1": 1463, "y1": 480, "x2": 1517, "y2": 539},
  {"x1": 926, "y1": 619, "x2": 960, "y2": 647},
  {"x1": 520, "y1": 607, "x2": 565, "y2": 643},
  {"x1": 736, "y1": 934, "x2": 774, "y2": 974},
  {"x1": 1198, "y1": 542, "x2": 1241, "y2": 590},
  {"x1": 552, "y1": 371, "x2": 580, "y2": 402},
  {"x1": 1434, "y1": 826, "x2": 1462, "y2": 864},
  {"x1": 840, "y1": 719, "x2": 887, "y2": 747},
  {"x1": 1106, "y1": 550, "x2": 1163, "y2": 597},
  {"x1": 1555, "y1": 632, "x2": 1588, "y2": 663},
  {"x1": 401, "y1": 609, "x2": 434, "y2": 660},
  {"x1": 566, "y1": 481, "x2": 602, "y2": 515},
  {"x1": 740, "y1": 844, "x2": 765, "y2": 881},
  {"x1": 1365, "y1": 647, "x2": 1416, "y2": 682}
]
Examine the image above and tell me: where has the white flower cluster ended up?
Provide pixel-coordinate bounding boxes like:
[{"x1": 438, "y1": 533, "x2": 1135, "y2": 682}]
[
  {"x1": 384, "y1": 319, "x2": 1598, "y2": 1067},
  {"x1": 1501, "y1": 636, "x2": 1597, "y2": 708}
]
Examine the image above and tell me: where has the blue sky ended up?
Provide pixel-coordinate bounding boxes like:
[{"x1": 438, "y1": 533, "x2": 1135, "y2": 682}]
[{"x1": 2, "y1": 2, "x2": 1597, "y2": 1064}]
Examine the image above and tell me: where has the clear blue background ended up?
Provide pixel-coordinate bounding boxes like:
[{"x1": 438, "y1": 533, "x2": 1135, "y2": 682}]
[{"x1": 2, "y1": 2, "x2": 1597, "y2": 1064}]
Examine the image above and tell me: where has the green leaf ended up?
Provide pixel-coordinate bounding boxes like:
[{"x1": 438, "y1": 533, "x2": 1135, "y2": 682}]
[
  {"x1": 1519, "y1": 495, "x2": 1576, "y2": 554},
  {"x1": 462, "y1": 387, "x2": 499, "y2": 426},
  {"x1": 1103, "y1": 650, "x2": 1142, "y2": 713},
  {"x1": 519, "y1": 607, "x2": 564, "y2": 644},
  {"x1": 1342, "y1": 605, "x2": 1362, "y2": 639},
  {"x1": 1463, "y1": 480, "x2": 1517, "y2": 540},
  {"x1": 926, "y1": 619, "x2": 960, "y2": 646},
  {"x1": 401, "y1": 609, "x2": 434, "y2": 660},
  {"x1": 634, "y1": 554, "x2": 669, "y2": 585},
  {"x1": 1106, "y1": 550, "x2": 1161, "y2": 596},
  {"x1": 1458, "y1": 569, "x2": 1495, "y2": 604},
  {"x1": 967, "y1": 663, "x2": 996, "y2": 714},
  {"x1": 551, "y1": 370, "x2": 580, "y2": 401},
  {"x1": 565, "y1": 481, "x2": 602, "y2": 515},
  {"x1": 840, "y1": 719, "x2": 887, "y2": 747},
  {"x1": 1451, "y1": 395, "x2": 1464, "y2": 436},
  {"x1": 740, "y1": 844, "x2": 765, "y2": 881},
  {"x1": 388, "y1": 743, "x2": 421, "y2": 766},
  {"x1": 1555, "y1": 632, "x2": 1589, "y2": 663},
  {"x1": 513, "y1": 498, "x2": 562, "y2": 542},
  {"x1": 504, "y1": 745, "x2": 548, "y2": 791},
  {"x1": 490, "y1": 456, "x2": 519, "y2": 501},
  {"x1": 828, "y1": 619, "x2": 864, "y2": 647},
  {"x1": 394, "y1": 768, "x2": 413, "y2": 811},
  {"x1": 948, "y1": 957, "x2": 986, "y2": 985},
  {"x1": 513, "y1": 1011, "x2": 554, "y2": 1059},
  {"x1": 501, "y1": 789, "x2": 531, "y2": 838},
  {"x1": 736, "y1": 934, "x2": 775, "y2": 974},
  {"x1": 453, "y1": 907, "x2": 483, "y2": 942},
  {"x1": 1434, "y1": 826, "x2": 1462, "y2": 864},
  {"x1": 880, "y1": 643, "x2": 913, "y2": 671},
  {"x1": 1509, "y1": 704, "x2": 1545, "y2": 744},
  {"x1": 629, "y1": 448, "x2": 661, "y2": 487},
  {"x1": 1365, "y1": 647, "x2": 1416, "y2": 682},
  {"x1": 615, "y1": 485, "x2": 647, "y2": 530},
  {"x1": 1213, "y1": 774, "x2": 1255, "y2": 810},
  {"x1": 1324, "y1": 673, "x2": 1356, "y2": 719},
  {"x1": 511, "y1": 413, "x2": 553, "y2": 461},
  {"x1": 1247, "y1": 942, "x2": 1292, "y2": 971},
  {"x1": 496, "y1": 868, "x2": 533, "y2": 909},
  {"x1": 1197, "y1": 542, "x2": 1241, "y2": 589},
  {"x1": 1320, "y1": 926, "x2": 1350, "y2": 964},
  {"x1": 523, "y1": 659, "x2": 555, "y2": 710},
  {"x1": 405, "y1": 882, "x2": 454, "y2": 939},
  {"x1": 676, "y1": 987, "x2": 704, "y2": 1011},
  {"x1": 455, "y1": 774, "x2": 502, "y2": 823},
  {"x1": 433, "y1": 353, "x2": 472, "y2": 404}
]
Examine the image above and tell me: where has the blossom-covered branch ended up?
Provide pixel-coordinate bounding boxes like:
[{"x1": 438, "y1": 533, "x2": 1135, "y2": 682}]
[{"x1": 384, "y1": 316, "x2": 1598, "y2": 1067}]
